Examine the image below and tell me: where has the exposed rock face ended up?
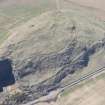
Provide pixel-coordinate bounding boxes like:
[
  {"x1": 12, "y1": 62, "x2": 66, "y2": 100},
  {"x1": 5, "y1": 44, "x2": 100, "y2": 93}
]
[{"x1": 0, "y1": 10, "x2": 105, "y2": 105}]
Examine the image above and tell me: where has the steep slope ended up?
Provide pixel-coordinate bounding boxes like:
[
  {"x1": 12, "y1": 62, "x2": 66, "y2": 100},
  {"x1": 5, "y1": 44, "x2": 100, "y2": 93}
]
[{"x1": 0, "y1": 7, "x2": 105, "y2": 105}]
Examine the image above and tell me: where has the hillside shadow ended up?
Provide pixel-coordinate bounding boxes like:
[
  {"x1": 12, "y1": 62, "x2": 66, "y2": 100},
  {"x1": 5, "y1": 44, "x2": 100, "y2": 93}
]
[{"x1": 0, "y1": 58, "x2": 15, "y2": 92}]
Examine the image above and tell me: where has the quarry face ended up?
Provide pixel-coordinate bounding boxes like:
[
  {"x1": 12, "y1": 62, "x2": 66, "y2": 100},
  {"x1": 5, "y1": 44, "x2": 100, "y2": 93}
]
[{"x1": 0, "y1": 0, "x2": 105, "y2": 105}]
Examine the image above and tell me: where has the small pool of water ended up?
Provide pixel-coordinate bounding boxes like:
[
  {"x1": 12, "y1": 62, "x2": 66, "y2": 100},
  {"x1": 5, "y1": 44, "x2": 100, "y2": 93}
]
[{"x1": 0, "y1": 59, "x2": 15, "y2": 92}]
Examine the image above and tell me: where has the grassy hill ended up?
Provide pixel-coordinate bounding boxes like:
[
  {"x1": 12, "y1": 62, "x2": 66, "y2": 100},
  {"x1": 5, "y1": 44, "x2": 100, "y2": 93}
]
[{"x1": 0, "y1": 0, "x2": 56, "y2": 45}]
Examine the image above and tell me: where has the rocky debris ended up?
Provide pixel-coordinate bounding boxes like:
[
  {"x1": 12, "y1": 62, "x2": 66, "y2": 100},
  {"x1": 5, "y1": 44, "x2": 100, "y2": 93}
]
[
  {"x1": 2, "y1": 37, "x2": 105, "y2": 105},
  {"x1": 22, "y1": 89, "x2": 61, "y2": 105},
  {"x1": 16, "y1": 38, "x2": 105, "y2": 80},
  {"x1": 0, "y1": 9, "x2": 105, "y2": 105},
  {"x1": 16, "y1": 39, "x2": 86, "y2": 79}
]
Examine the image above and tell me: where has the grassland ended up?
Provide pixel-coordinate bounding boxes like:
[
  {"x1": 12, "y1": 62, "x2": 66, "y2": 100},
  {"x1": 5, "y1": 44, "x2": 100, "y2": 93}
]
[
  {"x1": 59, "y1": 71, "x2": 105, "y2": 105},
  {"x1": 0, "y1": 0, "x2": 56, "y2": 45},
  {"x1": 0, "y1": 31, "x2": 9, "y2": 44}
]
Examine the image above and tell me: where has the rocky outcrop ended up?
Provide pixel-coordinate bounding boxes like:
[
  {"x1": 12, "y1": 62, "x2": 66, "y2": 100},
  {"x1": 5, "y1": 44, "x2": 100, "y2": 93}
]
[
  {"x1": 1, "y1": 9, "x2": 105, "y2": 105},
  {"x1": 2, "y1": 37, "x2": 105, "y2": 105}
]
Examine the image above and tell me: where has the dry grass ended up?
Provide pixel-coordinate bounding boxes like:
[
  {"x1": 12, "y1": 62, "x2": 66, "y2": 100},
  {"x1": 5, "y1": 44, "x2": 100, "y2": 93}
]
[
  {"x1": 61, "y1": 73, "x2": 105, "y2": 105},
  {"x1": 33, "y1": 72, "x2": 105, "y2": 105},
  {"x1": 0, "y1": 0, "x2": 56, "y2": 45}
]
